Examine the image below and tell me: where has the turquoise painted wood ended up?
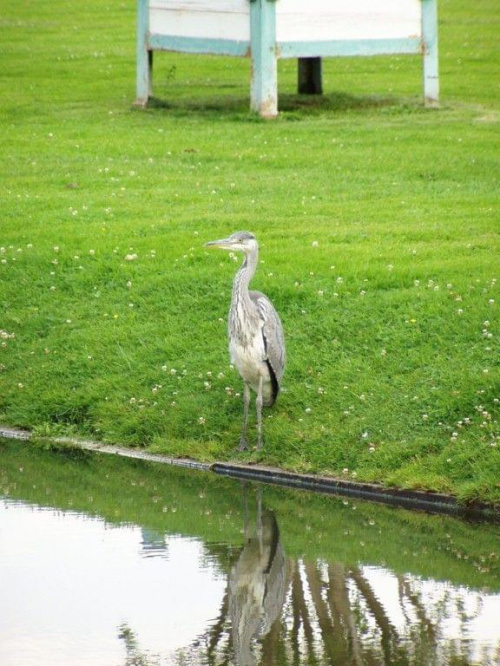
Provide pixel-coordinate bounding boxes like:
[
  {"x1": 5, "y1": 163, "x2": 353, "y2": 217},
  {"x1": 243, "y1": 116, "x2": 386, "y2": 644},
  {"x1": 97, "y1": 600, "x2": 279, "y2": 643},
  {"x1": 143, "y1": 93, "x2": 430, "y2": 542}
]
[
  {"x1": 136, "y1": 0, "x2": 439, "y2": 116},
  {"x1": 278, "y1": 38, "x2": 422, "y2": 59},
  {"x1": 148, "y1": 34, "x2": 250, "y2": 57},
  {"x1": 250, "y1": 0, "x2": 278, "y2": 117},
  {"x1": 135, "y1": 0, "x2": 150, "y2": 106},
  {"x1": 422, "y1": 0, "x2": 440, "y2": 106}
]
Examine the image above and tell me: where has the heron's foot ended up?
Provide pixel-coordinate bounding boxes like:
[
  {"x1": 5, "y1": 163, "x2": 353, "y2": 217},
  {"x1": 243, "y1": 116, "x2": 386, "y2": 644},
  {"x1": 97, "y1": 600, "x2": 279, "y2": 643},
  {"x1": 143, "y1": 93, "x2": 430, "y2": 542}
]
[{"x1": 237, "y1": 437, "x2": 249, "y2": 452}]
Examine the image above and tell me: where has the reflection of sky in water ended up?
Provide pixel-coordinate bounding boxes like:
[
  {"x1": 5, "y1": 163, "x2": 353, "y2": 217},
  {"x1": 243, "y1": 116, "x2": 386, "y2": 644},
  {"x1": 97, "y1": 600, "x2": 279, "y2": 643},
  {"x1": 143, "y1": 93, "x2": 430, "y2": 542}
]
[
  {"x1": 363, "y1": 566, "x2": 499, "y2": 645},
  {"x1": 354, "y1": 566, "x2": 500, "y2": 662},
  {"x1": 0, "y1": 499, "x2": 499, "y2": 666},
  {"x1": 0, "y1": 500, "x2": 226, "y2": 666}
]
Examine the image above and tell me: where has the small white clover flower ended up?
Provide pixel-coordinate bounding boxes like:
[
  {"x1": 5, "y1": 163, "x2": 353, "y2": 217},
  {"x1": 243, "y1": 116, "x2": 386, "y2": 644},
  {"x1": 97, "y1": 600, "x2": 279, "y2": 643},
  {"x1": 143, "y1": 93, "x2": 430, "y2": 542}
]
[{"x1": 197, "y1": 416, "x2": 206, "y2": 425}]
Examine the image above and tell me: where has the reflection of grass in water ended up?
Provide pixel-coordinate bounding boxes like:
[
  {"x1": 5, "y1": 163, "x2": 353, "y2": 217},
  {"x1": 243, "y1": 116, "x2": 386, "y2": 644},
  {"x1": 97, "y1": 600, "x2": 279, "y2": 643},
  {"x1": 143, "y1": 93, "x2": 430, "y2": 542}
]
[
  {"x1": 119, "y1": 623, "x2": 160, "y2": 666},
  {"x1": 1, "y1": 438, "x2": 498, "y2": 591}
]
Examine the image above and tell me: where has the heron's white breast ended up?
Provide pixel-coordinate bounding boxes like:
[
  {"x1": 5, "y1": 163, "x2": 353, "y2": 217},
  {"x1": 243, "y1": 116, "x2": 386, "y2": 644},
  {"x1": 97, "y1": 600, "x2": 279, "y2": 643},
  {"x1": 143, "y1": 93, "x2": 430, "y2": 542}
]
[{"x1": 229, "y1": 333, "x2": 272, "y2": 399}]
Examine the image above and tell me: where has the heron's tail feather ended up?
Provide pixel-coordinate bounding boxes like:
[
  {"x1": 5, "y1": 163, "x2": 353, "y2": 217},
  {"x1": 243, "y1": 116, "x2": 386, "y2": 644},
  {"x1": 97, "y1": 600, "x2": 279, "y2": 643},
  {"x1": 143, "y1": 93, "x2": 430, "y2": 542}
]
[{"x1": 264, "y1": 360, "x2": 279, "y2": 407}]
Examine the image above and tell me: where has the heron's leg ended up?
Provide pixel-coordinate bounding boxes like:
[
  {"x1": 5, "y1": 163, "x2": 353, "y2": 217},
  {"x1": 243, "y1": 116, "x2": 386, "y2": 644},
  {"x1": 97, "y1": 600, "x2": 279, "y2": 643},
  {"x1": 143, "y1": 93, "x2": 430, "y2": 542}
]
[
  {"x1": 256, "y1": 486, "x2": 263, "y2": 554},
  {"x1": 256, "y1": 375, "x2": 264, "y2": 449},
  {"x1": 238, "y1": 383, "x2": 251, "y2": 451},
  {"x1": 242, "y1": 481, "x2": 250, "y2": 539}
]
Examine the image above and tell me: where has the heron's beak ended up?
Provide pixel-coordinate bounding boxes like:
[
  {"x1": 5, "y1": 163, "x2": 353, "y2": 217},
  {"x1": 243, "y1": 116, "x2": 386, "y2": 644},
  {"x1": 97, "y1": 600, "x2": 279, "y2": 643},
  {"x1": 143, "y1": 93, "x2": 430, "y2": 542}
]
[{"x1": 205, "y1": 238, "x2": 232, "y2": 249}]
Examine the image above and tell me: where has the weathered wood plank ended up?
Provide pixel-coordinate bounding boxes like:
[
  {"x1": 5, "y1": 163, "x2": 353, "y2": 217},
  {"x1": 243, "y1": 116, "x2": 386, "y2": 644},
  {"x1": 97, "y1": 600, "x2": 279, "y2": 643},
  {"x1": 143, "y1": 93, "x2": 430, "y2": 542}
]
[
  {"x1": 277, "y1": 0, "x2": 420, "y2": 17},
  {"x1": 150, "y1": 9, "x2": 250, "y2": 41},
  {"x1": 149, "y1": 34, "x2": 249, "y2": 56},
  {"x1": 150, "y1": 0, "x2": 248, "y2": 11},
  {"x1": 276, "y1": 13, "x2": 421, "y2": 43},
  {"x1": 422, "y1": 0, "x2": 439, "y2": 106},
  {"x1": 278, "y1": 38, "x2": 421, "y2": 59},
  {"x1": 136, "y1": 0, "x2": 151, "y2": 106},
  {"x1": 250, "y1": 0, "x2": 277, "y2": 118}
]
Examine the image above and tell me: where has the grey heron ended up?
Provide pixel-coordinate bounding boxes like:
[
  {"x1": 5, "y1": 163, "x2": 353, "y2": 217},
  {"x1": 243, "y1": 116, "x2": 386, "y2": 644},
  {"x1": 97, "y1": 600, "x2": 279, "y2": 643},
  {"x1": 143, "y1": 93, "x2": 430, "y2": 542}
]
[{"x1": 205, "y1": 231, "x2": 286, "y2": 450}]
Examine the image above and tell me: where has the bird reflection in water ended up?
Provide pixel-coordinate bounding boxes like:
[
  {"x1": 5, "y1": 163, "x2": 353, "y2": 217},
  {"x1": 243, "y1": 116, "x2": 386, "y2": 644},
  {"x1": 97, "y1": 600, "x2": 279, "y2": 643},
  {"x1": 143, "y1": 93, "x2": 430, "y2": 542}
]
[{"x1": 229, "y1": 484, "x2": 288, "y2": 666}]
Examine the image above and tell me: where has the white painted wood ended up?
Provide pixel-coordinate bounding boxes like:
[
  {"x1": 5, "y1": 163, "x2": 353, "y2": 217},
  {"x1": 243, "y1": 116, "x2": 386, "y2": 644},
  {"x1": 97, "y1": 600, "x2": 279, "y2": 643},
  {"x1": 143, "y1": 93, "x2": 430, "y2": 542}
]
[
  {"x1": 150, "y1": 9, "x2": 250, "y2": 41},
  {"x1": 276, "y1": 0, "x2": 421, "y2": 43},
  {"x1": 277, "y1": 0, "x2": 420, "y2": 17},
  {"x1": 276, "y1": 15, "x2": 421, "y2": 43},
  {"x1": 150, "y1": 0, "x2": 248, "y2": 11},
  {"x1": 149, "y1": 0, "x2": 421, "y2": 44}
]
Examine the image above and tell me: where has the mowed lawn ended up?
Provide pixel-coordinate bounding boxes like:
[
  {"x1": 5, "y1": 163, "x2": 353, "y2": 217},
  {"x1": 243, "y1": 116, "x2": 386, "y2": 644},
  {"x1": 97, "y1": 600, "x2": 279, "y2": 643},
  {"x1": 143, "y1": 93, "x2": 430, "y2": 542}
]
[{"x1": 0, "y1": 0, "x2": 498, "y2": 503}]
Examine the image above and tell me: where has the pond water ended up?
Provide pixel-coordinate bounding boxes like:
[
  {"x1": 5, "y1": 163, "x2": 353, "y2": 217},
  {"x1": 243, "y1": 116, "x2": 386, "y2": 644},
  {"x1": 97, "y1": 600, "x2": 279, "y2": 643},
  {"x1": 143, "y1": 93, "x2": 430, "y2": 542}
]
[{"x1": 0, "y1": 440, "x2": 499, "y2": 666}]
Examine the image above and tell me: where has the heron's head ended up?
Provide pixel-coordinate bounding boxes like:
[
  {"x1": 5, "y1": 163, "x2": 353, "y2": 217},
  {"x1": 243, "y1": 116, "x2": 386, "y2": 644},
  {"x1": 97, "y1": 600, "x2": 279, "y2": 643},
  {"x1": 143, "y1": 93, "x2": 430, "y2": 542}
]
[{"x1": 205, "y1": 231, "x2": 258, "y2": 254}]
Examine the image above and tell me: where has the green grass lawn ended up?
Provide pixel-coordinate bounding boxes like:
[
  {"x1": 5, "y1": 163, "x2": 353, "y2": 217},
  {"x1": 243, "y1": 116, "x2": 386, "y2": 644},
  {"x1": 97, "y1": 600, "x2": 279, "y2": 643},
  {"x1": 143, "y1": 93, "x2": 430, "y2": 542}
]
[{"x1": 1, "y1": 0, "x2": 499, "y2": 504}]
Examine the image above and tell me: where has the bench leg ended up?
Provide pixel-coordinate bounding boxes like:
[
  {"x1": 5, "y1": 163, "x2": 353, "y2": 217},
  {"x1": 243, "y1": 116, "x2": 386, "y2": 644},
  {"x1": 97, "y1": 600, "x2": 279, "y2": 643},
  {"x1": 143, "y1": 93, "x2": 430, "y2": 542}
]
[
  {"x1": 422, "y1": 0, "x2": 439, "y2": 107},
  {"x1": 135, "y1": 0, "x2": 151, "y2": 106},
  {"x1": 298, "y1": 57, "x2": 323, "y2": 95},
  {"x1": 250, "y1": 0, "x2": 278, "y2": 118}
]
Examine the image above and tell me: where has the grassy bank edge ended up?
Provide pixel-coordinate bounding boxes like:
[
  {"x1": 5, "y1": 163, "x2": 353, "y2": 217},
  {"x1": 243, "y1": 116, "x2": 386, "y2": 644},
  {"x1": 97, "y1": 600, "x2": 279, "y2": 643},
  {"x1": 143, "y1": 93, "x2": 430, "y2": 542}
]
[{"x1": 1, "y1": 426, "x2": 498, "y2": 517}]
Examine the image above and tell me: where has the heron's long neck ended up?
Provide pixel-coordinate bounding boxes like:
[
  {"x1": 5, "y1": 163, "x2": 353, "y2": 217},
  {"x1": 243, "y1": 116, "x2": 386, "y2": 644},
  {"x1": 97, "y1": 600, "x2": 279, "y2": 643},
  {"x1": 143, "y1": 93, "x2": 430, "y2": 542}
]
[
  {"x1": 233, "y1": 249, "x2": 258, "y2": 305},
  {"x1": 230, "y1": 250, "x2": 258, "y2": 345}
]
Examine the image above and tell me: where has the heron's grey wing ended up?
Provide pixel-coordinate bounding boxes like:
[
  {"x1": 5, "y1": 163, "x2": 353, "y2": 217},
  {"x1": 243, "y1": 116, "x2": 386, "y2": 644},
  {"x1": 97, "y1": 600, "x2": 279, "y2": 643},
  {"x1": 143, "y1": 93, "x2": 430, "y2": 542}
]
[{"x1": 250, "y1": 291, "x2": 286, "y2": 385}]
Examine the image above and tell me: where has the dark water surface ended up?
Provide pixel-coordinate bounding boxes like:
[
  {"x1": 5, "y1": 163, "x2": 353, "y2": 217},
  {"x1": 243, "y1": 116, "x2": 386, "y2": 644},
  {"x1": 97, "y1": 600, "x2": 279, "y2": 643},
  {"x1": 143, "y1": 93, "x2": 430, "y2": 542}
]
[{"x1": 0, "y1": 439, "x2": 499, "y2": 666}]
